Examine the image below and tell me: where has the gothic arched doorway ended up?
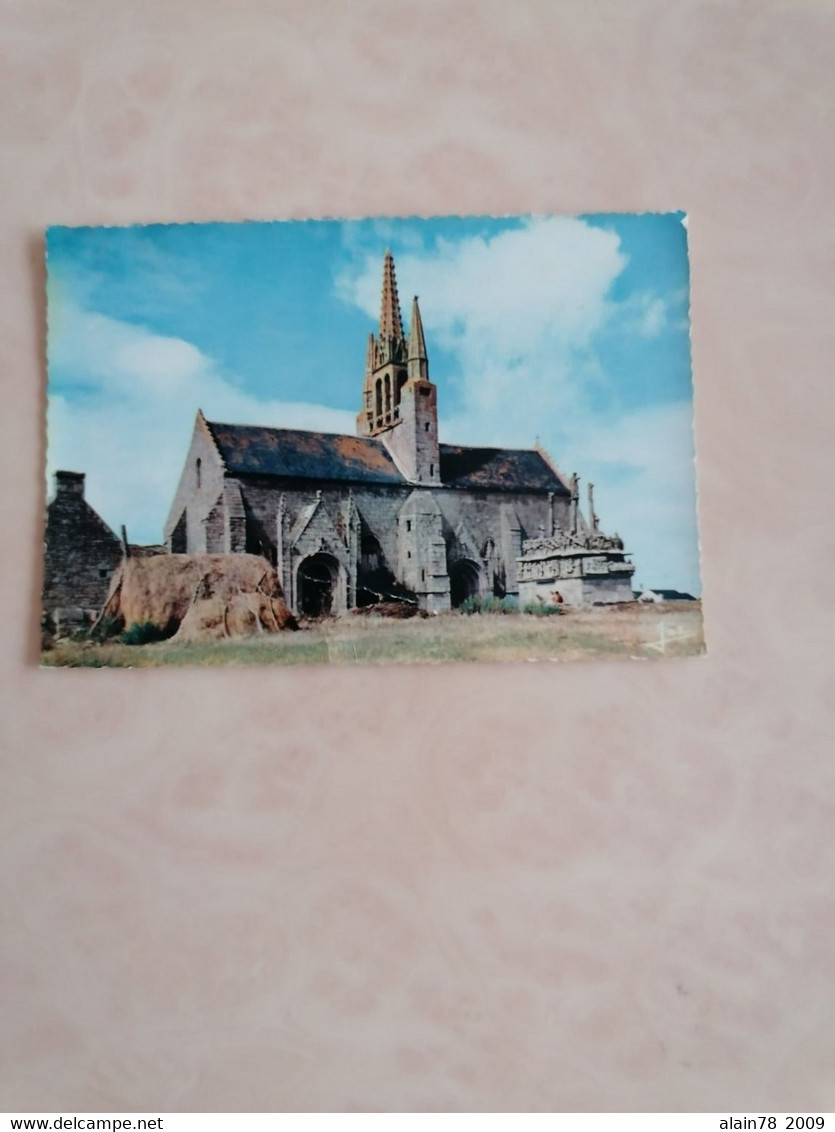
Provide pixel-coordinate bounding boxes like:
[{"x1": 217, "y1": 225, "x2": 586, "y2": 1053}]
[
  {"x1": 449, "y1": 558, "x2": 481, "y2": 609},
  {"x1": 357, "y1": 530, "x2": 383, "y2": 608},
  {"x1": 297, "y1": 553, "x2": 340, "y2": 617}
]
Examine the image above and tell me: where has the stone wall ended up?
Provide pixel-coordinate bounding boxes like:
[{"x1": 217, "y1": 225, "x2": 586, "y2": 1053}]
[
  {"x1": 204, "y1": 494, "x2": 225, "y2": 553},
  {"x1": 396, "y1": 490, "x2": 450, "y2": 611},
  {"x1": 235, "y1": 475, "x2": 571, "y2": 611},
  {"x1": 42, "y1": 471, "x2": 123, "y2": 614},
  {"x1": 166, "y1": 441, "x2": 589, "y2": 614},
  {"x1": 163, "y1": 413, "x2": 226, "y2": 552},
  {"x1": 519, "y1": 576, "x2": 586, "y2": 607},
  {"x1": 239, "y1": 478, "x2": 412, "y2": 575},
  {"x1": 517, "y1": 575, "x2": 635, "y2": 607},
  {"x1": 517, "y1": 532, "x2": 636, "y2": 607},
  {"x1": 382, "y1": 378, "x2": 441, "y2": 486},
  {"x1": 582, "y1": 575, "x2": 636, "y2": 603}
]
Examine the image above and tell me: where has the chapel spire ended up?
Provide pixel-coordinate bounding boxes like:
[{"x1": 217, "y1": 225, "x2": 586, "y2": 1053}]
[
  {"x1": 357, "y1": 251, "x2": 437, "y2": 478},
  {"x1": 379, "y1": 249, "x2": 404, "y2": 344},
  {"x1": 407, "y1": 295, "x2": 428, "y2": 381}
]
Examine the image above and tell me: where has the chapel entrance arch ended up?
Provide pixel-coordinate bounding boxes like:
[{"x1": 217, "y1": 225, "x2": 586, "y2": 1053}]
[
  {"x1": 297, "y1": 552, "x2": 341, "y2": 617},
  {"x1": 449, "y1": 558, "x2": 481, "y2": 609},
  {"x1": 357, "y1": 530, "x2": 384, "y2": 608}
]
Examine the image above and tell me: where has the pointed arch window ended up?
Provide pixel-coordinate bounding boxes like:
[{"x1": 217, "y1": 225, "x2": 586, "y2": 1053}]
[{"x1": 196, "y1": 457, "x2": 202, "y2": 489}]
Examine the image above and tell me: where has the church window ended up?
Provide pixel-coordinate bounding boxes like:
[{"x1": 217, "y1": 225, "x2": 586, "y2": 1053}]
[
  {"x1": 430, "y1": 463, "x2": 434, "y2": 477},
  {"x1": 384, "y1": 373, "x2": 392, "y2": 414},
  {"x1": 406, "y1": 520, "x2": 412, "y2": 532},
  {"x1": 196, "y1": 457, "x2": 202, "y2": 488},
  {"x1": 425, "y1": 422, "x2": 430, "y2": 432},
  {"x1": 421, "y1": 569, "x2": 425, "y2": 582},
  {"x1": 420, "y1": 386, "x2": 431, "y2": 397},
  {"x1": 375, "y1": 379, "x2": 382, "y2": 417},
  {"x1": 407, "y1": 551, "x2": 411, "y2": 558}
]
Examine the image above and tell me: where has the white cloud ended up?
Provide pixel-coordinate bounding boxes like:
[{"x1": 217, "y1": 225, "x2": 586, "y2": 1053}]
[
  {"x1": 337, "y1": 216, "x2": 702, "y2": 593},
  {"x1": 340, "y1": 215, "x2": 626, "y2": 352},
  {"x1": 640, "y1": 296, "x2": 667, "y2": 337},
  {"x1": 46, "y1": 305, "x2": 354, "y2": 544},
  {"x1": 557, "y1": 401, "x2": 702, "y2": 594},
  {"x1": 47, "y1": 216, "x2": 701, "y2": 593},
  {"x1": 338, "y1": 215, "x2": 628, "y2": 433},
  {"x1": 622, "y1": 287, "x2": 690, "y2": 340}
]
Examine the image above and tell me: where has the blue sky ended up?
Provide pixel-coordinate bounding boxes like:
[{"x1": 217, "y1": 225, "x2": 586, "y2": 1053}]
[{"x1": 46, "y1": 213, "x2": 701, "y2": 593}]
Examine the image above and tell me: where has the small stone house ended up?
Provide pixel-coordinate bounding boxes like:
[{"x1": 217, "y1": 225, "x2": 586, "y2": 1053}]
[
  {"x1": 637, "y1": 586, "x2": 696, "y2": 603},
  {"x1": 42, "y1": 471, "x2": 122, "y2": 625}
]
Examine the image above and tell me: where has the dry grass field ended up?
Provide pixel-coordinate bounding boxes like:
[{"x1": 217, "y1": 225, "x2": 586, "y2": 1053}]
[{"x1": 41, "y1": 601, "x2": 704, "y2": 668}]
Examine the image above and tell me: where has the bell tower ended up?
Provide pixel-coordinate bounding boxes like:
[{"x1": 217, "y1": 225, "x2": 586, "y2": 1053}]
[
  {"x1": 357, "y1": 250, "x2": 410, "y2": 438},
  {"x1": 357, "y1": 252, "x2": 440, "y2": 486}
]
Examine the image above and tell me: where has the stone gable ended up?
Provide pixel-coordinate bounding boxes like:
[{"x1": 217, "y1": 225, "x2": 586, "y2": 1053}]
[{"x1": 43, "y1": 472, "x2": 122, "y2": 615}]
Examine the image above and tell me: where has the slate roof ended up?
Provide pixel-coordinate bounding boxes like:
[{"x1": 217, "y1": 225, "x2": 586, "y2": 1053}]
[
  {"x1": 205, "y1": 420, "x2": 567, "y2": 494},
  {"x1": 439, "y1": 444, "x2": 569, "y2": 494},
  {"x1": 206, "y1": 422, "x2": 404, "y2": 485}
]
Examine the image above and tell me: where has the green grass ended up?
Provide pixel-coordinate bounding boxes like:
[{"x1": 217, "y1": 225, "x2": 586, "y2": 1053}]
[
  {"x1": 41, "y1": 603, "x2": 705, "y2": 669},
  {"x1": 119, "y1": 620, "x2": 177, "y2": 645}
]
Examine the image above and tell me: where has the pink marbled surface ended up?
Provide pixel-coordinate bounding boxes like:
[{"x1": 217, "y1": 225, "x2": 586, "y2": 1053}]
[{"x1": 1, "y1": 0, "x2": 834, "y2": 1113}]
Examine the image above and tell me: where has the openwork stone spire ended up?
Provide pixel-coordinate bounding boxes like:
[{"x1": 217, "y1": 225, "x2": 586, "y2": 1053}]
[
  {"x1": 379, "y1": 249, "x2": 404, "y2": 343},
  {"x1": 358, "y1": 250, "x2": 435, "y2": 446}
]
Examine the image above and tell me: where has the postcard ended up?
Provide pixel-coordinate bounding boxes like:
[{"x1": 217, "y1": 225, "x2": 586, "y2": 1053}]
[{"x1": 42, "y1": 214, "x2": 703, "y2": 666}]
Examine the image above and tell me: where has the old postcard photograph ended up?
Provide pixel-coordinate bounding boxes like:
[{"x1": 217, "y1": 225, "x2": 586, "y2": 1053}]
[{"x1": 42, "y1": 213, "x2": 703, "y2": 666}]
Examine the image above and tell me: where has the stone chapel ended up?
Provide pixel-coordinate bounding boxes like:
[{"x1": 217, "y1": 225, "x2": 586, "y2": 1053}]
[{"x1": 164, "y1": 251, "x2": 635, "y2": 614}]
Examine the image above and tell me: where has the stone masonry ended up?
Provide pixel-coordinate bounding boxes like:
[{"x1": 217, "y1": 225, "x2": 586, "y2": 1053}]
[
  {"x1": 42, "y1": 471, "x2": 123, "y2": 621},
  {"x1": 164, "y1": 251, "x2": 635, "y2": 614}
]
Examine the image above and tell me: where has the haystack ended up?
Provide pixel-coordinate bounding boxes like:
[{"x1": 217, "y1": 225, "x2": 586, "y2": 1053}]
[{"x1": 96, "y1": 554, "x2": 297, "y2": 641}]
